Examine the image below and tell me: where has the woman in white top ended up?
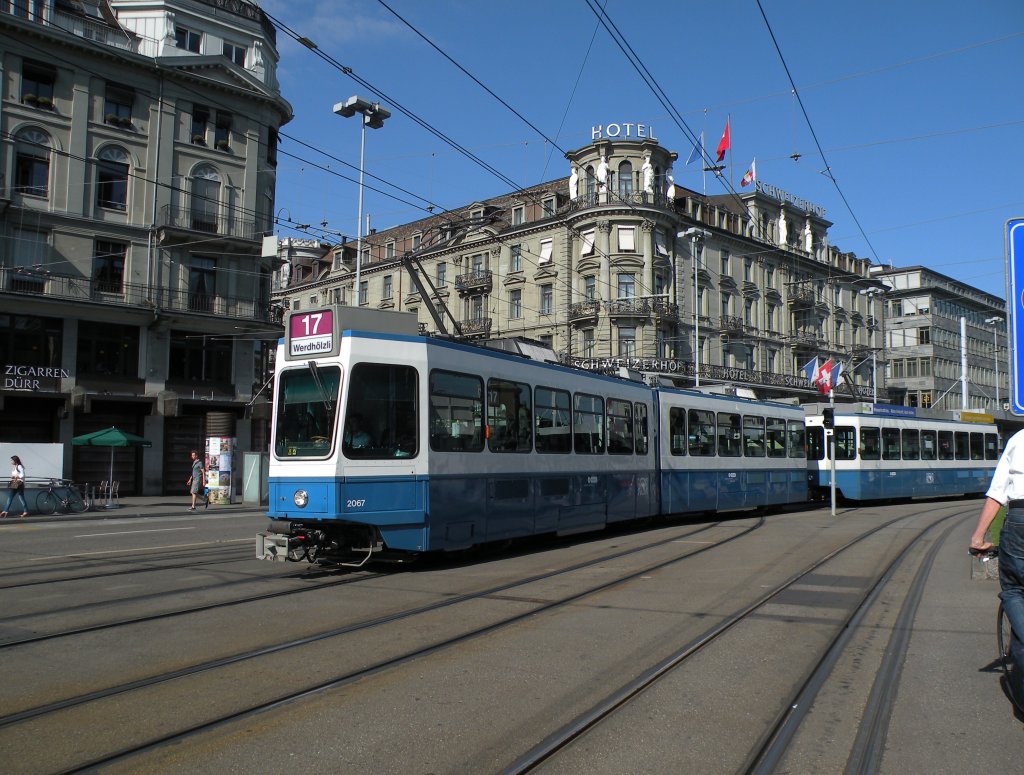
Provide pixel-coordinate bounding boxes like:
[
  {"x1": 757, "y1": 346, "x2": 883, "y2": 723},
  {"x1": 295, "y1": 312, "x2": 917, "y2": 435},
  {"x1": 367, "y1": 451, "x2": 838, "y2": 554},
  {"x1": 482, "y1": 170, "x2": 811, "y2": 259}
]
[{"x1": 3, "y1": 455, "x2": 28, "y2": 518}]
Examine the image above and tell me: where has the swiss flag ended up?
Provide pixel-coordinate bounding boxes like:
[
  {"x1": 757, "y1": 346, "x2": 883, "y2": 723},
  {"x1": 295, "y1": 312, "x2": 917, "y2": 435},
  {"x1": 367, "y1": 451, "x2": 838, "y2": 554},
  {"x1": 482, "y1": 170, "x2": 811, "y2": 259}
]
[
  {"x1": 715, "y1": 118, "x2": 731, "y2": 162},
  {"x1": 815, "y1": 358, "x2": 834, "y2": 394}
]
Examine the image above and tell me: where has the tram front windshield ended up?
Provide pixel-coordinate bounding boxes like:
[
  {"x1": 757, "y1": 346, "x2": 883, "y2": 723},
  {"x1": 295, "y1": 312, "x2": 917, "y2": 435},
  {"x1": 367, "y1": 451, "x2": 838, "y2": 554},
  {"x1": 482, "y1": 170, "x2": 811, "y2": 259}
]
[{"x1": 274, "y1": 365, "x2": 342, "y2": 457}]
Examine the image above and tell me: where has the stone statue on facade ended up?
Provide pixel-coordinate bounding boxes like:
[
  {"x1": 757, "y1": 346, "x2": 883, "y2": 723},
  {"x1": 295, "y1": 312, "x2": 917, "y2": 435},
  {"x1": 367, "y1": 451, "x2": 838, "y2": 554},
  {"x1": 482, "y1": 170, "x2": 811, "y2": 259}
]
[
  {"x1": 569, "y1": 165, "x2": 579, "y2": 200},
  {"x1": 596, "y1": 154, "x2": 609, "y2": 191},
  {"x1": 777, "y1": 209, "x2": 788, "y2": 247},
  {"x1": 641, "y1": 152, "x2": 655, "y2": 194},
  {"x1": 803, "y1": 219, "x2": 814, "y2": 252},
  {"x1": 665, "y1": 165, "x2": 675, "y2": 200}
]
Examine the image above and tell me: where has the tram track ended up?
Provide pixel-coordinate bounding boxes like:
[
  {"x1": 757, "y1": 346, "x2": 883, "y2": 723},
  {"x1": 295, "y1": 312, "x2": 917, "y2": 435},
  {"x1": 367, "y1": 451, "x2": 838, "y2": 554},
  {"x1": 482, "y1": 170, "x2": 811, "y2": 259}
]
[
  {"x1": 502, "y1": 504, "x2": 966, "y2": 773},
  {"x1": 0, "y1": 543, "x2": 256, "y2": 590},
  {"x1": 0, "y1": 518, "x2": 758, "y2": 773}
]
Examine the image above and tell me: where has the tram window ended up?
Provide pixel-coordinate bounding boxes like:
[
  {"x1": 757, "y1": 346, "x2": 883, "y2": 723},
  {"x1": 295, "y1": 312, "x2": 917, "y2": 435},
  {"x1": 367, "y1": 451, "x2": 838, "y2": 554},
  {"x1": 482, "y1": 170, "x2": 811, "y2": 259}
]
[
  {"x1": 882, "y1": 428, "x2": 901, "y2": 460},
  {"x1": 487, "y1": 378, "x2": 532, "y2": 453},
  {"x1": 688, "y1": 409, "x2": 715, "y2": 456},
  {"x1": 954, "y1": 431, "x2": 970, "y2": 460},
  {"x1": 346, "y1": 363, "x2": 418, "y2": 459},
  {"x1": 970, "y1": 432, "x2": 985, "y2": 460},
  {"x1": 937, "y1": 431, "x2": 955, "y2": 460},
  {"x1": 429, "y1": 369, "x2": 484, "y2": 453},
  {"x1": 902, "y1": 429, "x2": 920, "y2": 460},
  {"x1": 607, "y1": 398, "x2": 634, "y2": 454},
  {"x1": 669, "y1": 407, "x2": 686, "y2": 455},
  {"x1": 743, "y1": 416, "x2": 765, "y2": 457},
  {"x1": 985, "y1": 433, "x2": 1000, "y2": 460},
  {"x1": 806, "y1": 426, "x2": 825, "y2": 461},
  {"x1": 787, "y1": 420, "x2": 806, "y2": 458},
  {"x1": 274, "y1": 365, "x2": 342, "y2": 458},
  {"x1": 574, "y1": 392, "x2": 605, "y2": 454},
  {"x1": 859, "y1": 427, "x2": 880, "y2": 460},
  {"x1": 535, "y1": 386, "x2": 571, "y2": 453},
  {"x1": 717, "y1": 412, "x2": 741, "y2": 457},
  {"x1": 835, "y1": 427, "x2": 856, "y2": 460},
  {"x1": 920, "y1": 429, "x2": 937, "y2": 461},
  {"x1": 766, "y1": 417, "x2": 786, "y2": 458},
  {"x1": 634, "y1": 402, "x2": 649, "y2": 454}
]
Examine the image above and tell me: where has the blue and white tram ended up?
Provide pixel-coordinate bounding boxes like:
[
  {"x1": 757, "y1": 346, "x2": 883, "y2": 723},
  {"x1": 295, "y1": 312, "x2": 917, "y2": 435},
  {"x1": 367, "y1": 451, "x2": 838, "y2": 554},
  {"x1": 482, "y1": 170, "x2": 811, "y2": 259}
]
[
  {"x1": 258, "y1": 307, "x2": 809, "y2": 564},
  {"x1": 658, "y1": 390, "x2": 807, "y2": 514},
  {"x1": 805, "y1": 408, "x2": 999, "y2": 501}
]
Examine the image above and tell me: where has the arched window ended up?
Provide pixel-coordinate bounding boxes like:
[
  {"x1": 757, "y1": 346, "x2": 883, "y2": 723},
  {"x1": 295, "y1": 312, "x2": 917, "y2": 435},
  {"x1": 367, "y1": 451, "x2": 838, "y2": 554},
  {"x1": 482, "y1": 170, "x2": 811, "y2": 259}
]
[
  {"x1": 585, "y1": 165, "x2": 596, "y2": 198},
  {"x1": 96, "y1": 146, "x2": 130, "y2": 210},
  {"x1": 617, "y1": 160, "x2": 633, "y2": 197},
  {"x1": 190, "y1": 165, "x2": 220, "y2": 233},
  {"x1": 14, "y1": 127, "x2": 51, "y2": 197}
]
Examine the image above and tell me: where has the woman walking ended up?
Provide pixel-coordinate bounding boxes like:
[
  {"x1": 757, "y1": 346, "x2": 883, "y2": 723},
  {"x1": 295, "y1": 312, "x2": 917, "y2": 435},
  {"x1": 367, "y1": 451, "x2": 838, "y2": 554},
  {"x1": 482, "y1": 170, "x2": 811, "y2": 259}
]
[{"x1": 2, "y1": 455, "x2": 29, "y2": 518}]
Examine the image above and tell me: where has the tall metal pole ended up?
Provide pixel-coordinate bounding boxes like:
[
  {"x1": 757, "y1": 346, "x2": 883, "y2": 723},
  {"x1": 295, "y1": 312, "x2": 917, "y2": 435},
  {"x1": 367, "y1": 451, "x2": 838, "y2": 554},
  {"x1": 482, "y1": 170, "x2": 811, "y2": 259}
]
[
  {"x1": 830, "y1": 388, "x2": 836, "y2": 517},
  {"x1": 987, "y1": 317, "x2": 1002, "y2": 409},
  {"x1": 354, "y1": 116, "x2": 367, "y2": 306},
  {"x1": 961, "y1": 316, "x2": 968, "y2": 410},
  {"x1": 693, "y1": 234, "x2": 700, "y2": 387},
  {"x1": 995, "y1": 324, "x2": 1000, "y2": 408}
]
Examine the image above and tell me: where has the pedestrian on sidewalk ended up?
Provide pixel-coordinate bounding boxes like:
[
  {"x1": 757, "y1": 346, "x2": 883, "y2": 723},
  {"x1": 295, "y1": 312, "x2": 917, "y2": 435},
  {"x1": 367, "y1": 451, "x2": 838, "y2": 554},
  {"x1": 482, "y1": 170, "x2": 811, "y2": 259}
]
[
  {"x1": 2, "y1": 455, "x2": 28, "y2": 518},
  {"x1": 186, "y1": 450, "x2": 205, "y2": 511}
]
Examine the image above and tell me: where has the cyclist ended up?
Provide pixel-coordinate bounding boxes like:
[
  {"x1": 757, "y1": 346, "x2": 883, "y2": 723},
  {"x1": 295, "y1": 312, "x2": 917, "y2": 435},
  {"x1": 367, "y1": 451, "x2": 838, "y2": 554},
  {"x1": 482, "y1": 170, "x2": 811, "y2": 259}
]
[{"x1": 971, "y1": 428, "x2": 1024, "y2": 708}]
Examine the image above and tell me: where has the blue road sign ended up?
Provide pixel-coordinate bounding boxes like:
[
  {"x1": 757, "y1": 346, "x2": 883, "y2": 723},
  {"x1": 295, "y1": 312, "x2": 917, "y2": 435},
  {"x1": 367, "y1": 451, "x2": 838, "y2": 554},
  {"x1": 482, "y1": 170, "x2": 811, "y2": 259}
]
[{"x1": 1007, "y1": 219, "x2": 1024, "y2": 414}]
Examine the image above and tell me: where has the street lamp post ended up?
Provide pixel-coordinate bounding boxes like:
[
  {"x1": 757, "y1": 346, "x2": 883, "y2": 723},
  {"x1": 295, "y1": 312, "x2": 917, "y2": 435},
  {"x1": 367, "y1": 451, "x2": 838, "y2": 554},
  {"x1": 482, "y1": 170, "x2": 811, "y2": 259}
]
[
  {"x1": 987, "y1": 316, "x2": 1003, "y2": 410},
  {"x1": 678, "y1": 228, "x2": 708, "y2": 387},
  {"x1": 333, "y1": 96, "x2": 390, "y2": 306}
]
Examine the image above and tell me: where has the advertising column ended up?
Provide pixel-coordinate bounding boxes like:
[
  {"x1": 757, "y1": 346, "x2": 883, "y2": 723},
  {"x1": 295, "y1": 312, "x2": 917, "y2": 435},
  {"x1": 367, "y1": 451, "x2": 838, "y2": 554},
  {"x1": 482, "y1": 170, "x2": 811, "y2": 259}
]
[{"x1": 206, "y1": 436, "x2": 236, "y2": 504}]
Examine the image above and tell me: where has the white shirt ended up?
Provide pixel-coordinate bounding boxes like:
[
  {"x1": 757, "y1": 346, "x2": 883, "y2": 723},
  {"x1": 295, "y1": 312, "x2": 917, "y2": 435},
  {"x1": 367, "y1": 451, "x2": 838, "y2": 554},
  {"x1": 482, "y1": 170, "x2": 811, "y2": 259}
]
[
  {"x1": 10, "y1": 464, "x2": 24, "y2": 481},
  {"x1": 985, "y1": 429, "x2": 1024, "y2": 504}
]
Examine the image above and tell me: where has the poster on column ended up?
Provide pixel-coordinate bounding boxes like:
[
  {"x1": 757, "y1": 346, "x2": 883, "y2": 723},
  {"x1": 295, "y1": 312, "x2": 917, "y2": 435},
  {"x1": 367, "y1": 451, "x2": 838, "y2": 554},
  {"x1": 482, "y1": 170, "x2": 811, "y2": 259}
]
[{"x1": 206, "y1": 436, "x2": 235, "y2": 504}]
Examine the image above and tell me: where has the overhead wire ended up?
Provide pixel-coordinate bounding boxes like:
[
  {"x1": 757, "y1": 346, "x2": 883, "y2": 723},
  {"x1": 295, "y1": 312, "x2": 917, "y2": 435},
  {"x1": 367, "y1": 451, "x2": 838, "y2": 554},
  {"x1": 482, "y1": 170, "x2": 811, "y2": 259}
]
[{"x1": 755, "y1": 0, "x2": 882, "y2": 265}]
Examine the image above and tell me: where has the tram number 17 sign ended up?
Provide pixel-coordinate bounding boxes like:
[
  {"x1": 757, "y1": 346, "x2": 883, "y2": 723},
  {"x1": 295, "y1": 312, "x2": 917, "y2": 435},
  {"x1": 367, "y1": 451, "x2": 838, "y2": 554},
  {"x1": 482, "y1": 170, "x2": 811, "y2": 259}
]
[
  {"x1": 289, "y1": 309, "x2": 334, "y2": 358},
  {"x1": 1007, "y1": 219, "x2": 1024, "y2": 415}
]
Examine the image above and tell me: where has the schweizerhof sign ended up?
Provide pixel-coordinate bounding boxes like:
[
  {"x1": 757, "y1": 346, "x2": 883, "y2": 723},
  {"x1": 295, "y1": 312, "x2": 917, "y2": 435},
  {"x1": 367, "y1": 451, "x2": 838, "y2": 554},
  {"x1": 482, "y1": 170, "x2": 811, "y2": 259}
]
[{"x1": 755, "y1": 181, "x2": 826, "y2": 218}]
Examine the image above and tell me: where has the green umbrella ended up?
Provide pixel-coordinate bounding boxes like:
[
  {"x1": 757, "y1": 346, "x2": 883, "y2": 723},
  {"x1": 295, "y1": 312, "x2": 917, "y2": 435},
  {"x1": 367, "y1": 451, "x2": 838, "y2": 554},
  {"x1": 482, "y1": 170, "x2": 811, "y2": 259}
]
[{"x1": 72, "y1": 427, "x2": 152, "y2": 498}]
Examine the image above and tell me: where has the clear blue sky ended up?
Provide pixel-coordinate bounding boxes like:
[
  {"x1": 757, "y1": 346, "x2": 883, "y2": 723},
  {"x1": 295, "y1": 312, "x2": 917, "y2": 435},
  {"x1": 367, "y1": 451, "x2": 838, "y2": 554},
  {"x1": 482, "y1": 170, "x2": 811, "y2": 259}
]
[{"x1": 259, "y1": 0, "x2": 1024, "y2": 300}]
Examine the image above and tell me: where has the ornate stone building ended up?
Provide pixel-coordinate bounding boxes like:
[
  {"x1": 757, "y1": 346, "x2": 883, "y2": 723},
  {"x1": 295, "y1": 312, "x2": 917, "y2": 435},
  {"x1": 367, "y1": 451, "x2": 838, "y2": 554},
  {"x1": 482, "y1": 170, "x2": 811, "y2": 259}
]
[
  {"x1": 275, "y1": 130, "x2": 886, "y2": 404},
  {"x1": 0, "y1": 0, "x2": 291, "y2": 493}
]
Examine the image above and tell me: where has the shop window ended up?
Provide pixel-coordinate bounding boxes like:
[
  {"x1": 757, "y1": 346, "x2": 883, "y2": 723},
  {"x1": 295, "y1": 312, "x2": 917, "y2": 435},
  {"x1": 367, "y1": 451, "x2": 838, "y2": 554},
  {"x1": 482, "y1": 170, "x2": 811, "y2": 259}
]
[
  {"x1": 77, "y1": 321, "x2": 139, "y2": 378},
  {"x1": 169, "y1": 330, "x2": 231, "y2": 383}
]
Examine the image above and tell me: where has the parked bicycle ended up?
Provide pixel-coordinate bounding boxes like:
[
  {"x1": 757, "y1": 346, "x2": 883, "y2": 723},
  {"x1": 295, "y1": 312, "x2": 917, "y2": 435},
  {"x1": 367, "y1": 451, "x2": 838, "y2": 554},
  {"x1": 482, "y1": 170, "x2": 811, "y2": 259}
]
[{"x1": 36, "y1": 479, "x2": 90, "y2": 515}]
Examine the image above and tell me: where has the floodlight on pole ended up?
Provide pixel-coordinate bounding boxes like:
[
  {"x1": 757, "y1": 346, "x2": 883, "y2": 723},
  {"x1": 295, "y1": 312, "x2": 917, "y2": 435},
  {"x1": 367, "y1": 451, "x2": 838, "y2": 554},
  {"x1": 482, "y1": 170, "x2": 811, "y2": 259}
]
[{"x1": 333, "y1": 96, "x2": 391, "y2": 305}]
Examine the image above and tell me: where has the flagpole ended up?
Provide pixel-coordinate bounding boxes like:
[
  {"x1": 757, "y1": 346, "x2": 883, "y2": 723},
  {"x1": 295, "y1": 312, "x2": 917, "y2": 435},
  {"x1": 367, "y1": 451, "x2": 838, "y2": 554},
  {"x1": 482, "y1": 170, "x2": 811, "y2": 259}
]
[
  {"x1": 728, "y1": 113, "x2": 733, "y2": 189},
  {"x1": 829, "y1": 388, "x2": 836, "y2": 517}
]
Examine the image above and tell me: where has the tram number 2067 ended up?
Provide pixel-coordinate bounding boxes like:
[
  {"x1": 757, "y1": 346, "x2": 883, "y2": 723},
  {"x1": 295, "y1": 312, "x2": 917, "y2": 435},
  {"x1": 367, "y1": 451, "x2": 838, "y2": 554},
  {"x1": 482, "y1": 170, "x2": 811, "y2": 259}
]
[{"x1": 346, "y1": 499, "x2": 367, "y2": 509}]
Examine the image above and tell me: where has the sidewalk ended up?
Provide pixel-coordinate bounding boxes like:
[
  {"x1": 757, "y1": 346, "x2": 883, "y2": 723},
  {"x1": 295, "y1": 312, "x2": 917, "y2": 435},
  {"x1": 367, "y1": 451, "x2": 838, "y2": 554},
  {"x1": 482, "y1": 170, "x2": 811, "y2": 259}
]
[{"x1": 2, "y1": 491, "x2": 268, "y2": 522}]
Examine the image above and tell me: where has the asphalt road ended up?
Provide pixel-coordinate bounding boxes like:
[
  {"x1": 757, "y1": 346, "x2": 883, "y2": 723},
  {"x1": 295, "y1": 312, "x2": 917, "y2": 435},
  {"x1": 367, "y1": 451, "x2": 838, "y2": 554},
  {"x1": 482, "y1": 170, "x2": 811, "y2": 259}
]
[{"x1": 0, "y1": 499, "x2": 1019, "y2": 774}]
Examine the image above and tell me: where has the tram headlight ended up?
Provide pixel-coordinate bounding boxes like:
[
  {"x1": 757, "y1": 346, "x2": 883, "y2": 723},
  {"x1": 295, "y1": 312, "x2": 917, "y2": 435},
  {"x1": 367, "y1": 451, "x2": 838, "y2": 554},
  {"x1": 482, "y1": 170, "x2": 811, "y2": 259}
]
[{"x1": 293, "y1": 490, "x2": 309, "y2": 508}]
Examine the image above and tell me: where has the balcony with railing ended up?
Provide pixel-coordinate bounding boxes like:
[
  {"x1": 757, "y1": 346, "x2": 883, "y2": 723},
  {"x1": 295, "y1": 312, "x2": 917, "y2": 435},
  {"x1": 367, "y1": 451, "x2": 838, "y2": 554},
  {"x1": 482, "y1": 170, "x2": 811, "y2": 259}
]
[
  {"x1": 788, "y1": 284, "x2": 816, "y2": 307},
  {"x1": 158, "y1": 205, "x2": 262, "y2": 243},
  {"x1": 568, "y1": 299, "x2": 601, "y2": 325},
  {"x1": 0, "y1": 267, "x2": 280, "y2": 323},
  {"x1": 605, "y1": 298, "x2": 652, "y2": 320},
  {"x1": 454, "y1": 269, "x2": 492, "y2": 294},
  {"x1": 652, "y1": 299, "x2": 679, "y2": 323},
  {"x1": 458, "y1": 317, "x2": 492, "y2": 338},
  {"x1": 567, "y1": 189, "x2": 674, "y2": 212}
]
